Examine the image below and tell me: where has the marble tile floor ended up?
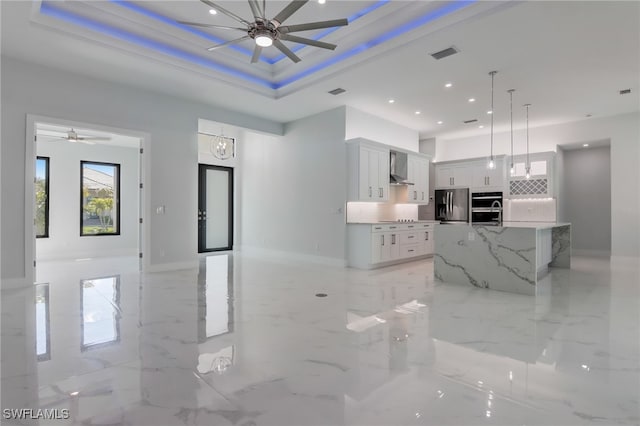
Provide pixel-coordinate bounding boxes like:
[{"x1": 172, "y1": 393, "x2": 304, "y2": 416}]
[{"x1": 1, "y1": 253, "x2": 638, "y2": 426}]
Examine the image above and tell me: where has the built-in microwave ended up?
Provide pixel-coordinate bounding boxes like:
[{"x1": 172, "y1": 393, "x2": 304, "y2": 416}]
[{"x1": 471, "y1": 192, "x2": 503, "y2": 225}]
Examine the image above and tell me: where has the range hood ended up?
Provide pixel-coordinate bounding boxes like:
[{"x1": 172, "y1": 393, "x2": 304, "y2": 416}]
[{"x1": 390, "y1": 150, "x2": 415, "y2": 185}]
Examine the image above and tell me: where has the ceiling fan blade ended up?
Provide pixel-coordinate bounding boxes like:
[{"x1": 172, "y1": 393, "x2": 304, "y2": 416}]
[
  {"x1": 279, "y1": 18, "x2": 348, "y2": 33},
  {"x1": 177, "y1": 21, "x2": 247, "y2": 31},
  {"x1": 200, "y1": 0, "x2": 252, "y2": 26},
  {"x1": 272, "y1": 0, "x2": 308, "y2": 25},
  {"x1": 247, "y1": 0, "x2": 263, "y2": 20},
  {"x1": 76, "y1": 140, "x2": 96, "y2": 145},
  {"x1": 251, "y1": 45, "x2": 263, "y2": 63},
  {"x1": 273, "y1": 39, "x2": 301, "y2": 63},
  {"x1": 206, "y1": 36, "x2": 251, "y2": 51},
  {"x1": 80, "y1": 136, "x2": 111, "y2": 141},
  {"x1": 279, "y1": 34, "x2": 336, "y2": 50}
]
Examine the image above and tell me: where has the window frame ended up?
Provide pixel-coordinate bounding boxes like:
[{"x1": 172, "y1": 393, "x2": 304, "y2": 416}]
[
  {"x1": 36, "y1": 156, "x2": 50, "y2": 238},
  {"x1": 80, "y1": 160, "x2": 121, "y2": 237}
]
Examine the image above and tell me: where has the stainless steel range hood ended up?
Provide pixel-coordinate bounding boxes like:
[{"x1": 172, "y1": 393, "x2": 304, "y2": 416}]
[{"x1": 390, "y1": 150, "x2": 415, "y2": 185}]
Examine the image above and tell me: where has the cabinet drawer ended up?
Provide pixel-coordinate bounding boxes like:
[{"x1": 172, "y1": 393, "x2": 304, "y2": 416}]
[
  {"x1": 399, "y1": 232, "x2": 420, "y2": 244},
  {"x1": 400, "y1": 244, "x2": 421, "y2": 257}
]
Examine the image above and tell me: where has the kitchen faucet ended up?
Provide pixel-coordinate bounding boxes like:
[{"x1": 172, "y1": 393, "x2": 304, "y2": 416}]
[{"x1": 491, "y1": 200, "x2": 502, "y2": 225}]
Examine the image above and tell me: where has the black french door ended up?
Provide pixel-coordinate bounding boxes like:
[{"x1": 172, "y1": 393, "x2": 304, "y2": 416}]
[{"x1": 198, "y1": 164, "x2": 233, "y2": 252}]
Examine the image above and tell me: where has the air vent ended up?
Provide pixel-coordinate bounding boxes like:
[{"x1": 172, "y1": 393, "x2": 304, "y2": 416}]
[
  {"x1": 619, "y1": 88, "x2": 631, "y2": 95},
  {"x1": 328, "y1": 88, "x2": 346, "y2": 95},
  {"x1": 430, "y1": 46, "x2": 459, "y2": 60},
  {"x1": 463, "y1": 119, "x2": 478, "y2": 124}
]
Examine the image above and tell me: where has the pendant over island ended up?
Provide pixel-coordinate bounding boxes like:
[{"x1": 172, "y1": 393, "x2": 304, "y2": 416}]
[{"x1": 434, "y1": 222, "x2": 571, "y2": 295}]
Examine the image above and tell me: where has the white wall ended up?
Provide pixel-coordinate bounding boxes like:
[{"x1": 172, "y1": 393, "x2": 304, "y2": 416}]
[
  {"x1": 564, "y1": 146, "x2": 612, "y2": 256},
  {"x1": 36, "y1": 140, "x2": 139, "y2": 260},
  {"x1": 435, "y1": 112, "x2": 640, "y2": 258},
  {"x1": 1, "y1": 56, "x2": 282, "y2": 285},
  {"x1": 345, "y1": 106, "x2": 419, "y2": 152},
  {"x1": 238, "y1": 108, "x2": 347, "y2": 263}
]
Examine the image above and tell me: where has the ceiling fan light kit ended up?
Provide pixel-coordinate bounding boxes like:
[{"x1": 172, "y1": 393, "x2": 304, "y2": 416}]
[{"x1": 181, "y1": 0, "x2": 349, "y2": 63}]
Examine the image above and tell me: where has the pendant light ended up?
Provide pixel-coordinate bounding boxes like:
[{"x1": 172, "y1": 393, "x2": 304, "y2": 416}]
[
  {"x1": 524, "y1": 103, "x2": 531, "y2": 179},
  {"x1": 507, "y1": 89, "x2": 515, "y2": 175},
  {"x1": 210, "y1": 127, "x2": 235, "y2": 160},
  {"x1": 487, "y1": 70, "x2": 498, "y2": 170}
]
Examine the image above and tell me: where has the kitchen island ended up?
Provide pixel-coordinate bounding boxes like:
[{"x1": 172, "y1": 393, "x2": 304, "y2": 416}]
[{"x1": 434, "y1": 222, "x2": 571, "y2": 295}]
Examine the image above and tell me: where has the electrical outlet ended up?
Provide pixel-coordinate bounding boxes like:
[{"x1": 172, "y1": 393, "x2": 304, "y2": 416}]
[
  {"x1": 468, "y1": 232, "x2": 475, "y2": 241},
  {"x1": 156, "y1": 205, "x2": 165, "y2": 215}
]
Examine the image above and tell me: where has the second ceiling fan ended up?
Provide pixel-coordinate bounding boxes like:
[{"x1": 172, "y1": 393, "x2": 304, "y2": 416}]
[{"x1": 180, "y1": 0, "x2": 349, "y2": 63}]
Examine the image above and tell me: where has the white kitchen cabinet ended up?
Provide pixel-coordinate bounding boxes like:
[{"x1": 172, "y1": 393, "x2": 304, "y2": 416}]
[
  {"x1": 435, "y1": 165, "x2": 470, "y2": 188},
  {"x1": 348, "y1": 140, "x2": 390, "y2": 202},
  {"x1": 348, "y1": 223, "x2": 435, "y2": 269},
  {"x1": 471, "y1": 159, "x2": 505, "y2": 190},
  {"x1": 407, "y1": 156, "x2": 430, "y2": 203}
]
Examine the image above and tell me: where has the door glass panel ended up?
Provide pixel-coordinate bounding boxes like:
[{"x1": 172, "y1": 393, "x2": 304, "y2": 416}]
[
  {"x1": 206, "y1": 169, "x2": 229, "y2": 249},
  {"x1": 530, "y1": 160, "x2": 547, "y2": 176}
]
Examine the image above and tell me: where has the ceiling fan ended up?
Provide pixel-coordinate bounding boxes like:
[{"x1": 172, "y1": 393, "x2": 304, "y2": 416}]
[
  {"x1": 38, "y1": 128, "x2": 111, "y2": 144},
  {"x1": 179, "y1": 0, "x2": 349, "y2": 63}
]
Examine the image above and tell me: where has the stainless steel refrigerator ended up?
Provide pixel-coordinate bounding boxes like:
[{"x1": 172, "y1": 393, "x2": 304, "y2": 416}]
[{"x1": 435, "y1": 188, "x2": 469, "y2": 223}]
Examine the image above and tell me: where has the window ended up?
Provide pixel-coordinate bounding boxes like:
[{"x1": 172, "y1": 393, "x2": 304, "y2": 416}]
[
  {"x1": 81, "y1": 276, "x2": 120, "y2": 351},
  {"x1": 81, "y1": 161, "x2": 120, "y2": 236},
  {"x1": 36, "y1": 157, "x2": 50, "y2": 238}
]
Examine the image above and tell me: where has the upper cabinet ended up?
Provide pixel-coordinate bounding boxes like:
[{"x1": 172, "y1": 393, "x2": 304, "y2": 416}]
[
  {"x1": 436, "y1": 157, "x2": 506, "y2": 191},
  {"x1": 435, "y1": 164, "x2": 471, "y2": 188},
  {"x1": 348, "y1": 140, "x2": 390, "y2": 202},
  {"x1": 407, "y1": 156, "x2": 430, "y2": 203},
  {"x1": 471, "y1": 158, "x2": 505, "y2": 190}
]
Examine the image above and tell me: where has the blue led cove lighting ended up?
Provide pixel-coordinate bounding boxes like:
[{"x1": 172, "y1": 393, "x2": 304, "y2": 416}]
[
  {"x1": 39, "y1": 2, "x2": 275, "y2": 89},
  {"x1": 38, "y1": 0, "x2": 476, "y2": 91},
  {"x1": 274, "y1": 0, "x2": 476, "y2": 89}
]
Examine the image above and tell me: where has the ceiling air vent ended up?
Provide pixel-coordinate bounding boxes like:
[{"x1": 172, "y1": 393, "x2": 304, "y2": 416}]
[
  {"x1": 430, "y1": 46, "x2": 459, "y2": 60},
  {"x1": 328, "y1": 88, "x2": 346, "y2": 95},
  {"x1": 463, "y1": 119, "x2": 478, "y2": 124},
  {"x1": 619, "y1": 88, "x2": 631, "y2": 95}
]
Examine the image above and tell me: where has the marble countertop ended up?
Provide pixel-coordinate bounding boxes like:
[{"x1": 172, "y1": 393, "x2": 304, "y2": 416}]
[{"x1": 435, "y1": 221, "x2": 570, "y2": 230}]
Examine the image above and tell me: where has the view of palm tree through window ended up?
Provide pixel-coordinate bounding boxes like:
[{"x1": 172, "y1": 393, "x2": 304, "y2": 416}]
[
  {"x1": 81, "y1": 161, "x2": 120, "y2": 236},
  {"x1": 35, "y1": 157, "x2": 49, "y2": 238}
]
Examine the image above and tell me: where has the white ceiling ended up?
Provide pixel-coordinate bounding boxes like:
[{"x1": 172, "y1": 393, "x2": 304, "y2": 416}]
[{"x1": 2, "y1": 1, "x2": 639, "y2": 140}]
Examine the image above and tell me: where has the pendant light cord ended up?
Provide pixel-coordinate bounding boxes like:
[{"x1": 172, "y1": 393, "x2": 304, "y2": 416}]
[
  {"x1": 508, "y1": 89, "x2": 514, "y2": 169},
  {"x1": 525, "y1": 104, "x2": 530, "y2": 168},
  {"x1": 489, "y1": 71, "x2": 496, "y2": 160}
]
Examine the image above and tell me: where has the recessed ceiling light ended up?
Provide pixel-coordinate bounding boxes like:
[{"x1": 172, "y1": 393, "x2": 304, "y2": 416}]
[
  {"x1": 415, "y1": 111, "x2": 421, "y2": 115},
  {"x1": 487, "y1": 110, "x2": 493, "y2": 114},
  {"x1": 318, "y1": 0, "x2": 326, "y2": 4},
  {"x1": 445, "y1": 83, "x2": 453, "y2": 88},
  {"x1": 468, "y1": 98, "x2": 476, "y2": 103},
  {"x1": 388, "y1": 99, "x2": 395, "y2": 104},
  {"x1": 479, "y1": 125, "x2": 484, "y2": 128},
  {"x1": 437, "y1": 121, "x2": 443, "y2": 125},
  {"x1": 209, "y1": 9, "x2": 217, "y2": 15},
  {"x1": 583, "y1": 143, "x2": 589, "y2": 147}
]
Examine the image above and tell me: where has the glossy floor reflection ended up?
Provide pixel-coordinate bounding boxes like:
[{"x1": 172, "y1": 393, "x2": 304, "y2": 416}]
[{"x1": 1, "y1": 254, "x2": 639, "y2": 425}]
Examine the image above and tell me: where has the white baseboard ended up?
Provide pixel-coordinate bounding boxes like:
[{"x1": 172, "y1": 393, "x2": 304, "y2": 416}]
[
  {"x1": 572, "y1": 249, "x2": 611, "y2": 258},
  {"x1": 238, "y1": 246, "x2": 347, "y2": 268},
  {"x1": 36, "y1": 248, "x2": 138, "y2": 261},
  {"x1": 146, "y1": 260, "x2": 199, "y2": 273}
]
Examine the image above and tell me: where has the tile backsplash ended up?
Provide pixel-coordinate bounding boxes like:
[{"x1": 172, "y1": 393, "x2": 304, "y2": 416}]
[{"x1": 504, "y1": 199, "x2": 557, "y2": 222}]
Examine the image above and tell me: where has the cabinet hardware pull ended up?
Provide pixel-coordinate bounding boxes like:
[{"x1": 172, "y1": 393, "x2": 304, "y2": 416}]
[
  {"x1": 380, "y1": 187, "x2": 383, "y2": 198},
  {"x1": 382, "y1": 235, "x2": 385, "y2": 246},
  {"x1": 369, "y1": 186, "x2": 372, "y2": 197},
  {"x1": 414, "y1": 190, "x2": 417, "y2": 200},
  {"x1": 408, "y1": 249, "x2": 414, "y2": 252},
  {"x1": 392, "y1": 234, "x2": 396, "y2": 244},
  {"x1": 408, "y1": 235, "x2": 414, "y2": 239},
  {"x1": 422, "y1": 192, "x2": 425, "y2": 200},
  {"x1": 408, "y1": 225, "x2": 414, "y2": 228},
  {"x1": 375, "y1": 227, "x2": 382, "y2": 230},
  {"x1": 425, "y1": 232, "x2": 429, "y2": 241}
]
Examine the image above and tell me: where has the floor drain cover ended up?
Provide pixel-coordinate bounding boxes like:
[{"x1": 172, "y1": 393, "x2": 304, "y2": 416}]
[{"x1": 315, "y1": 293, "x2": 328, "y2": 298}]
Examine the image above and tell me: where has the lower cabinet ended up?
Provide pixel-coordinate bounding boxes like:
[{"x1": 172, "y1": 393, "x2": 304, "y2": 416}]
[{"x1": 348, "y1": 223, "x2": 435, "y2": 269}]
